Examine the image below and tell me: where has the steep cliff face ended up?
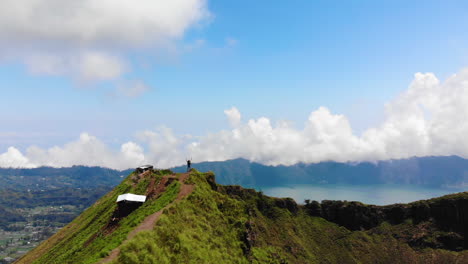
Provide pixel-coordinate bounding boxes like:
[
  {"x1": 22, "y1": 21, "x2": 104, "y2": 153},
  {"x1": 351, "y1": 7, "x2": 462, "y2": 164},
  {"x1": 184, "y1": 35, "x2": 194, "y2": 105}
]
[
  {"x1": 304, "y1": 192, "x2": 468, "y2": 251},
  {"x1": 18, "y1": 170, "x2": 468, "y2": 264}
]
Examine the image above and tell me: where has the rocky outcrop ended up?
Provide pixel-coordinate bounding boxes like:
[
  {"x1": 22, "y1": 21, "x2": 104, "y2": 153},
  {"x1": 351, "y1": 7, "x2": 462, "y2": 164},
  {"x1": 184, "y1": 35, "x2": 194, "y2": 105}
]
[
  {"x1": 304, "y1": 192, "x2": 468, "y2": 250},
  {"x1": 220, "y1": 185, "x2": 298, "y2": 216},
  {"x1": 222, "y1": 185, "x2": 467, "y2": 251}
]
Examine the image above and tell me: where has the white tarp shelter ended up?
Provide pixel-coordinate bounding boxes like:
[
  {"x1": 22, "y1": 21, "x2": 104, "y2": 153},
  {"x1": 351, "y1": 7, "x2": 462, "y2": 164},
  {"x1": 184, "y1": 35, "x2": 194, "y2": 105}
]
[
  {"x1": 116, "y1": 193, "x2": 147, "y2": 203},
  {"x1": 136, "y1": 165, "x2": 153, "y2": 173}
]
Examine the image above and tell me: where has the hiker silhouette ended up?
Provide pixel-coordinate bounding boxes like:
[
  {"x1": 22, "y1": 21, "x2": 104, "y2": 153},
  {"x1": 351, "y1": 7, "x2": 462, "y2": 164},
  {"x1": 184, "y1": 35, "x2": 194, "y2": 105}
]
[{"x1": 186, "y1": 158, "x2": 192, "y2": 172}]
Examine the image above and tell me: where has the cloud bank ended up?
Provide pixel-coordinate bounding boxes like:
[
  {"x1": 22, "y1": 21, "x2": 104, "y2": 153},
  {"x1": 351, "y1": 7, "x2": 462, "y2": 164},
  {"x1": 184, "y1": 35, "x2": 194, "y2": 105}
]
[
  {"x1": 0, "y1": 0, "x2": 209, "y2": 93},
  {"x1": 2, "y1": 69, "x2": 468, "y2": 169}
]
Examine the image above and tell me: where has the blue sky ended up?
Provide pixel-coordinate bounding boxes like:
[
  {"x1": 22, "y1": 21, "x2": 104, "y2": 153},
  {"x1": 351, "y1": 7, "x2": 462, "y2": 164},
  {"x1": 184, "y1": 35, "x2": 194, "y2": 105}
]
[{"x1": 1, "y1": 0, "x2": 468, "y2": 168}]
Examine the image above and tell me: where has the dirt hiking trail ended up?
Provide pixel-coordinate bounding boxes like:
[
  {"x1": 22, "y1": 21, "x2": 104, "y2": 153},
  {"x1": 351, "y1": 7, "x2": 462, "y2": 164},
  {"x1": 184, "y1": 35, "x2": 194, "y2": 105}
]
[{"x1": 99, "y1": 172, "x2": 194, "y2": 264}]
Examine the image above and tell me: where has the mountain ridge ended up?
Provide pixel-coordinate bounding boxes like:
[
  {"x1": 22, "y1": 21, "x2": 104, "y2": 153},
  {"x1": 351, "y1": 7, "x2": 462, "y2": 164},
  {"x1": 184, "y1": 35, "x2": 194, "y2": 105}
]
[
  {"x1": 1, "y1": 155, "x2": 467, "y2": 189},
  {"x1": 17, "y1": 169, "x2": 468, "y2": 264},
  {"x1": 172, "y1": 155, "x2": 468, "y2": 187}
]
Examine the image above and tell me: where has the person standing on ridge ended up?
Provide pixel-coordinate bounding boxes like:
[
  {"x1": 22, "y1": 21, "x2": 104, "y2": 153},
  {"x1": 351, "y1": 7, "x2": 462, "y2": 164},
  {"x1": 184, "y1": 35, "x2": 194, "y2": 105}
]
[{"x1": 186, "y1": 158, "x2": 192, "y2": 172}]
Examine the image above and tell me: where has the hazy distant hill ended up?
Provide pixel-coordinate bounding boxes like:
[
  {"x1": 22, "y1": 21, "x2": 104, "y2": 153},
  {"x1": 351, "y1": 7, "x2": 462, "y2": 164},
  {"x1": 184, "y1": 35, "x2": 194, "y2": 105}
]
[
  {"x1": 173, "y1": 156, "x2": 468, "y2": 187},
  {"x1": 0, "y1": 166, "x2": 133, "y2": 191},
  {"x1": 1, "y1": 156, "x2": 467, "y2": 190}
]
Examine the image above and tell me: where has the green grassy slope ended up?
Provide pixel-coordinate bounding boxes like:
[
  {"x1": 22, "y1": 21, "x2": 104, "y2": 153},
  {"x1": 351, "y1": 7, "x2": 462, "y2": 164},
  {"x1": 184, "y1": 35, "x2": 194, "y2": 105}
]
[
  {"x1": 17, "y1": 170, "x2": 180, "y2": 264},
  {"x1": 18, "y1": 170, "x2": 468, "y2": 264},
  {"x1": 113, "y1": 171, "x2": 468, "y2": 264}
]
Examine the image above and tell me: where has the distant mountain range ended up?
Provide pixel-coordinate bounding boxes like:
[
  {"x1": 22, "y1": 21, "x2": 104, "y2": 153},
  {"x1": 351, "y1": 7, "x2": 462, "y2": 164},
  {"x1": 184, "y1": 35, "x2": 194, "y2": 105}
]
[
  {"x1": 172, "y1": 156, "x2": 468, "y2": 188},
  {"x1": 1, "y1": 156, "x2": 467, "y2": 190},
  {"x1": 0, "y1": 166, "x2": 133, "y2": 191}
]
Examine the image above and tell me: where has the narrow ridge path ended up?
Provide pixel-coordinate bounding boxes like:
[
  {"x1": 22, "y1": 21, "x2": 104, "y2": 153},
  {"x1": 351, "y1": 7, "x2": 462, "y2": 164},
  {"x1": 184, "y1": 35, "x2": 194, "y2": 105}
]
[{"x1": 99, "y1": 172, "x2": 194, "y2": 264}]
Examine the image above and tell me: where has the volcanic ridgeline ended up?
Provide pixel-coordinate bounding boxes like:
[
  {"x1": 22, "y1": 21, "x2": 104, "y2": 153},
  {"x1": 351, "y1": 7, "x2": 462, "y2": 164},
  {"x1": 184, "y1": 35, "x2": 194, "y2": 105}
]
[{"x1": 17, "y1": 169, "x2": 468, "y2": 264}]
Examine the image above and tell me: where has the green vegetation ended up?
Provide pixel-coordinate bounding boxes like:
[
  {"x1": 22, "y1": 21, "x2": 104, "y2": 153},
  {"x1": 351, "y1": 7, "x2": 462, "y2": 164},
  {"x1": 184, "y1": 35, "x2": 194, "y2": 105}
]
[
  {"x1": 0, "y1": 192, "x2": 103, "y2": 261},
  {"x1": 18, "y1": 170, "x2": 180, "y2": 264},
  {"x1": 0, "y1": 187, "x2": 111, "y2": 210},
  {"x1": 0, "y1": 166, "x2": 128, "y2": 260},
  {"x1": 19, "y1": 170, "x2": 468, "y2": 264},
  {"x1": 2, "y1": 160, "x2": 467, "y2": 261},
  {"x1": 113, "y1": 171, "x2": 468, "y2": 264},
  {"x1": 116, "y1": 171, "x2": 248, "y2": 264}
]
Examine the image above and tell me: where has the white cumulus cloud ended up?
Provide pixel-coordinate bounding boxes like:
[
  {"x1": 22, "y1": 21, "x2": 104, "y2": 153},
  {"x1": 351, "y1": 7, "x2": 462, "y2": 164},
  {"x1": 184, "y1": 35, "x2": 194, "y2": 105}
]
[
  {"x1": 0, "y1": 0, "x2": 209, "y2": 48},
  {"x1": 224, "y1": 107, "x2": 241, "y2": 127},
  {"x1": 21, "y1": 133, "x2": 147, "y2": 169},
  {"x1": 2, "y1": 68, "x2": 468, "y2": 169},
  {"x1": 0, "y1": 0, "x2": 209, "y2": 87},
  {"x1": 0, "y1": 147, "x2": 35, "y2": 168}
]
